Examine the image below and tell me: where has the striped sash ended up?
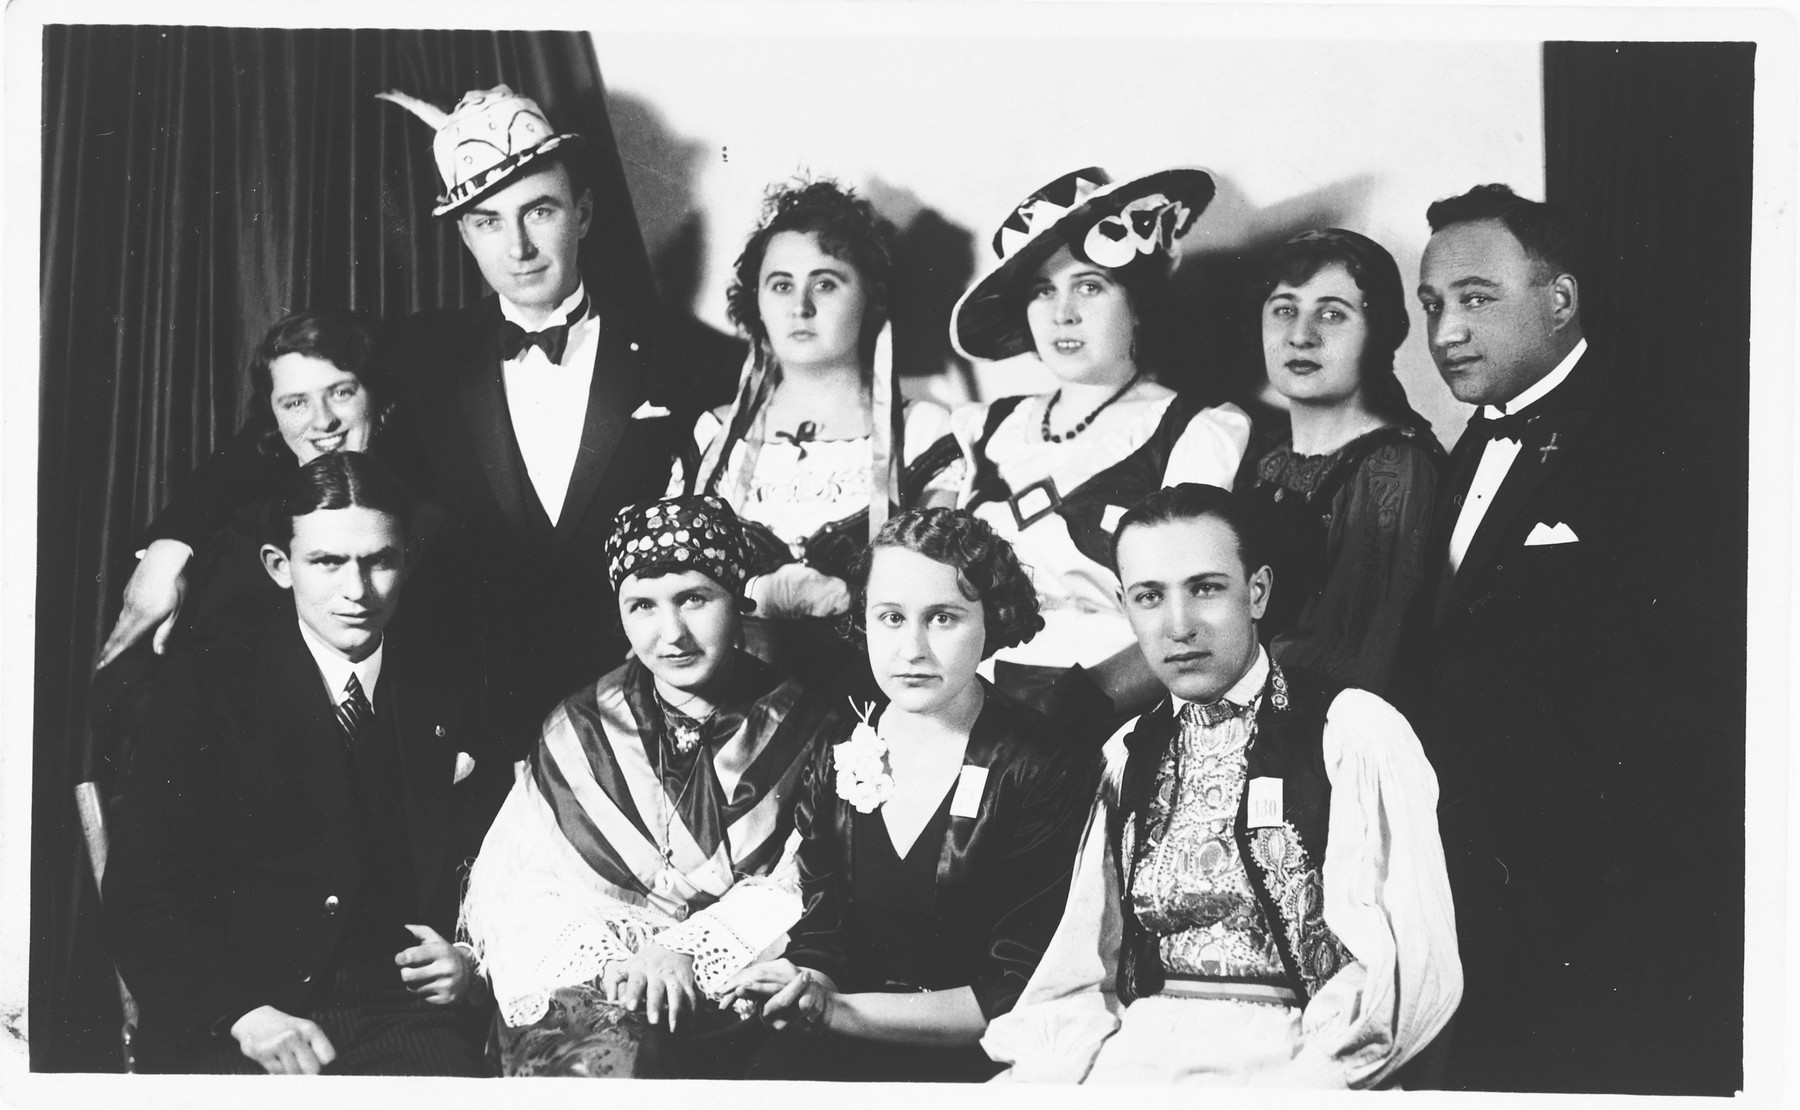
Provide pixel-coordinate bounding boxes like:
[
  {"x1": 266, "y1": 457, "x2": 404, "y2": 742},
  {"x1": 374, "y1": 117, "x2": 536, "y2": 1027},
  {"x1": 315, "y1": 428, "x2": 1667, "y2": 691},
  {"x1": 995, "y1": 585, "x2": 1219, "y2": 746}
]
[{"x1": 531, "y1": 655, "x2": 846, "y2": 916}]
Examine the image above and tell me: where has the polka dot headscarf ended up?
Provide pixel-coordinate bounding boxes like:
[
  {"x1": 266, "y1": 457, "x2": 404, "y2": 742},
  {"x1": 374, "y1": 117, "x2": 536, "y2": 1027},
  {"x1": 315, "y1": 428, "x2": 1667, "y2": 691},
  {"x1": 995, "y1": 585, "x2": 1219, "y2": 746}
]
[{"x1": 605, "y1": 495, "x2": 749, "y2": 594}]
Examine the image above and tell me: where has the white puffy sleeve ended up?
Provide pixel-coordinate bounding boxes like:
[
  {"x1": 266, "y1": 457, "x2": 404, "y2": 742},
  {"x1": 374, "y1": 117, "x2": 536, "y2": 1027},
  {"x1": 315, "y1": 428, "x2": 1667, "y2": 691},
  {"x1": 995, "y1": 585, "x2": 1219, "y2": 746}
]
[
  {"x1": 1300, "y1": 688, "x2": 1463, "y2": 1087},
  {"x1": 1162, "y1": 402, "x2": 1252, "y2": 489},
  {"x1": 980, "y1": 722, "x2": 1137, "y2": 1082}
]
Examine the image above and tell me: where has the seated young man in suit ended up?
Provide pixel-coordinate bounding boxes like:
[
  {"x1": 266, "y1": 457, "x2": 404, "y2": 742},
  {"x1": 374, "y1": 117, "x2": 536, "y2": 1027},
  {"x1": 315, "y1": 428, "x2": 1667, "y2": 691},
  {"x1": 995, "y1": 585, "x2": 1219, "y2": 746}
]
[
  {"x1": 103, "y1": 452, "x2": 507, "y2": 1075},
  {"x1": 983, "y1": 483, "x2": 1460, "y2": 1086}
]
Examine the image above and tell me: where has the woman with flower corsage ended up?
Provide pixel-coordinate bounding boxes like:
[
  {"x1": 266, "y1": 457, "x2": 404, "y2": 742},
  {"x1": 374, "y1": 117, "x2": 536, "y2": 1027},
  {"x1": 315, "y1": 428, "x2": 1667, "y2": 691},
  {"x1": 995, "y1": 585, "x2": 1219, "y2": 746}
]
[
  {"x1": 1236, "y1": 229, "x2": 1445, "y2": 696},
  {"x1": 671, "y1": 179, "x2": 961, "y2": 703},
  {"x1": 721, "y1": 508, "x2": 1090, "y2": 1082},
  {"x1": 458, "y1": 495, "x2": 854, "y2": 1078},
  {"x1": 945, "y1": 167, "x2": 1252, "y2": 750}
]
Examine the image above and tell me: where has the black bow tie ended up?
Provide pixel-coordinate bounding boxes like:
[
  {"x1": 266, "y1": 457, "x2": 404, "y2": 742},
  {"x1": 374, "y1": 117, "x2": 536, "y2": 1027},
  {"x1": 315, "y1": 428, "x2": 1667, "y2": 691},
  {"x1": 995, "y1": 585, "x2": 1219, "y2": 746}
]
[
  {"x1": 1467, "y1": 408, "x2": 1534, "y2": 442},
  {"x1": 499, "y1": 296, "x2": 589, "y2": 364}
]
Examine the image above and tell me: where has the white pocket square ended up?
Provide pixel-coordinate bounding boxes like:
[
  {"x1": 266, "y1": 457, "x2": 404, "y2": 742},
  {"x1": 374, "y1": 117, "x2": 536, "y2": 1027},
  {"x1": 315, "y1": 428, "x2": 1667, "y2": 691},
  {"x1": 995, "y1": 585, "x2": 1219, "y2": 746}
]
[
  {"x1": 630, "y1": 401, "x2": 672, "y2": 420},
  {"x1": 453, "y1": 751, "x2": 477, "y2": 785},
  {"x1": 1524, "y1": 521, "x2": 1579, "y2": 546}
]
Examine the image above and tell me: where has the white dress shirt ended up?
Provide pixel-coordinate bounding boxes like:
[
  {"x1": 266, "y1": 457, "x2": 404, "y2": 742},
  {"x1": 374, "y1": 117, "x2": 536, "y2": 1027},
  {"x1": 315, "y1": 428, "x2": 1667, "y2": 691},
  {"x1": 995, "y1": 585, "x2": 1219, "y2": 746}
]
[
  {"x1": 297, "y1": 619, "x2": 385, "y2": 708},
  {"x1": 1446, "y1": 338, "x2": 1587, "y2": 574},
  {"x1": 500, "y1": 283, "x2": 600, "y2": 525}
]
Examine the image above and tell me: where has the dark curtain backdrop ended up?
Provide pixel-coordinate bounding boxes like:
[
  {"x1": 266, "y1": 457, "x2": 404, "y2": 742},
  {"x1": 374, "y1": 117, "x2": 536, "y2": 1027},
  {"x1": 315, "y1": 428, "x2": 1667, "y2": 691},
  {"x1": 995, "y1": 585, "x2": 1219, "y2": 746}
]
[
  {"x1": 1543, "y1": 42, "x2": 1750, "y2": 1092},
  {"x1": 34, "y1": 25, "x2": 649, "y2": 1071}
]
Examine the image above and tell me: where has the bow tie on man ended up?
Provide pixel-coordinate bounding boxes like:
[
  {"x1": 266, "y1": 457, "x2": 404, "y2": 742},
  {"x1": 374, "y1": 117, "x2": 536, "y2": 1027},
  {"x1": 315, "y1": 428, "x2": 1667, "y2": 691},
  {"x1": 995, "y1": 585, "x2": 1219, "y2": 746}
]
[{"x1": 499, "y1": 295, "x2": 590, "y2": 364}]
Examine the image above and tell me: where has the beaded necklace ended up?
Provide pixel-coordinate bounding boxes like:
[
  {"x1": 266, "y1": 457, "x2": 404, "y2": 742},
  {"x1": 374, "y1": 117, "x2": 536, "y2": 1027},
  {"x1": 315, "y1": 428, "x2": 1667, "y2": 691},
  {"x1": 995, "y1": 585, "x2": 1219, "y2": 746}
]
[{"x1": 1040, "y1": 374, "x2": 1140, "y2": 443}]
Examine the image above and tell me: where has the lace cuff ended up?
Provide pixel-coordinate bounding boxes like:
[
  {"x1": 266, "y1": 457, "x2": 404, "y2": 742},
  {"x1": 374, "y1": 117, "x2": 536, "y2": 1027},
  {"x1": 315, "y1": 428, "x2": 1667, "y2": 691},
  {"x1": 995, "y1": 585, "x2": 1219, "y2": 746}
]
[{"x1": 657, "y1": 876, "x2": 803, "y2": 997}]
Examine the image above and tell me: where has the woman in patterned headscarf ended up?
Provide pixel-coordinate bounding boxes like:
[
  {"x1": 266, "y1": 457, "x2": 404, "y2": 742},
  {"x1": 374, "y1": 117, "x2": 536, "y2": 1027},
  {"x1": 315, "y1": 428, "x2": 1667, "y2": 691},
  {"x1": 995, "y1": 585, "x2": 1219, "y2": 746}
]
[{"x1": 459, "y1": 495, "x2": 854, "y2": 1077}]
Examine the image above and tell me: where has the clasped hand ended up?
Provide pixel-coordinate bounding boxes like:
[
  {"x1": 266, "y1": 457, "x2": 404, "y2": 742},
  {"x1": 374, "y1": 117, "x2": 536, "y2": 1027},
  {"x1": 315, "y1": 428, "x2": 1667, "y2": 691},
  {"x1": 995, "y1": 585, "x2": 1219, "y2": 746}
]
[
  {"x1": 601, "y1": 941, "x2": 697, "y2": 1032},
  {"x1": 720, "y1": 958, "x2": 837, "y2": 1034}
]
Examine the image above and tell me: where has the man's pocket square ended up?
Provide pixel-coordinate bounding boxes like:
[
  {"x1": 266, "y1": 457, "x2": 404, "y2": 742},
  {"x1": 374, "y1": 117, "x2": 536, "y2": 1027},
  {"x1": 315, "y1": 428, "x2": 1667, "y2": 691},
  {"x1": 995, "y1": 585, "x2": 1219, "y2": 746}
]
[
  {"x1": 453, "y1": 751, "x2": 477, "y2": 784},
  {"x1": 631, "y1": 401, "x2": 672, "y2": 419},
  {"x1": 1524, "y1": 521, "x2": 1579, "y2": 546}
]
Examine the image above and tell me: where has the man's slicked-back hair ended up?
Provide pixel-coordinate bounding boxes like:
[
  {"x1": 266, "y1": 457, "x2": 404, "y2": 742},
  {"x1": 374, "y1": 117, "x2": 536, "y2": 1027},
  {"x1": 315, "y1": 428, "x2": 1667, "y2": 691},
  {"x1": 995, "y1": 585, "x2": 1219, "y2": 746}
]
[
  {"x1": 1110, "y1": 482, "x2": 1269, "y2": 579},
  {"x1": 266, "y1": 451, "x2": 418, "y2": 551},
  {"x1": 1425, "y1": 183, "x2": 1584, "y2": 288}
]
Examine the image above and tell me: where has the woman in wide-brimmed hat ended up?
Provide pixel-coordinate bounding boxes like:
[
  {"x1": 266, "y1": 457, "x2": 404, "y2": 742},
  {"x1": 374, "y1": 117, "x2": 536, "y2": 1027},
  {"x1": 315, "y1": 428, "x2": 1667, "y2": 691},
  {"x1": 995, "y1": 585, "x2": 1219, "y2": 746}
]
[
  {"x1": 673, "y1": 178, "x2": 961, "y2": 702},
  {"x1": 945, "y1": 167, "x2": 1251, "y2": 749}
]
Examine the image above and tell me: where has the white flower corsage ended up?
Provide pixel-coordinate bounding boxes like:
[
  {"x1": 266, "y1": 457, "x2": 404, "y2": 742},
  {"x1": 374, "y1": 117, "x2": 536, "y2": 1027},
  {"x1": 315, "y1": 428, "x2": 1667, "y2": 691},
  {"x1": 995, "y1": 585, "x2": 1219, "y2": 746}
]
[{"x1": 834, "y1": 702, "x2": 894, "y2": 814}]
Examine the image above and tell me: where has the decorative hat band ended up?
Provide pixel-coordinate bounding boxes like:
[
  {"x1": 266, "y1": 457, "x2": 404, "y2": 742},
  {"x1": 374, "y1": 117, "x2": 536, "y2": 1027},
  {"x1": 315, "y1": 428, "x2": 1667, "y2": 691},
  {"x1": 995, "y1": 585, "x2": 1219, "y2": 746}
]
[
  {"x1": 377, "y1": 84, "x2": 583, "y2": 217},
  {"x1": 998, "y1": 180, "x2": 1193, "y2": 269},
  {"x1": 606, "y1": 495, "x2": 749, "y2": 595}
]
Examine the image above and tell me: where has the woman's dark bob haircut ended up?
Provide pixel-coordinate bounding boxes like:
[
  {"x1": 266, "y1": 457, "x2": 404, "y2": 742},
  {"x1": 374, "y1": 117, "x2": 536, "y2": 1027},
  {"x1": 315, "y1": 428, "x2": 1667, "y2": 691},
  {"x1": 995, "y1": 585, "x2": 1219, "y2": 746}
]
[
  {"x1": 245, "y1": 310, "x2": 385, "y2": 457},
  {"x1": 1254, "y1": 228, "x2": 1421, "y2": 428},
  {"x1": 849, "y1": 507, "x2": 1043, "y2": 660},
  {"x1": 725, "y1": 178, "x2": 895, "y2": 366}
]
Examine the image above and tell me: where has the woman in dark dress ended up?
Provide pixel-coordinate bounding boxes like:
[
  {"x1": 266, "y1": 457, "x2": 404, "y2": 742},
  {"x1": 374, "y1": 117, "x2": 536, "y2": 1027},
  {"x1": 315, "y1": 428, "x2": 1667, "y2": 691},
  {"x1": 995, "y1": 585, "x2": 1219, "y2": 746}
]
[
  {"x1": 1239, "y1": 229, "x2": 1445, "y2": 695},
  {"x1": 722, "y1": 508, "x2": 1089, "y2": 1081},
  {"x1": 90, "y1": 311, "x2": 431, "y2": 734}
]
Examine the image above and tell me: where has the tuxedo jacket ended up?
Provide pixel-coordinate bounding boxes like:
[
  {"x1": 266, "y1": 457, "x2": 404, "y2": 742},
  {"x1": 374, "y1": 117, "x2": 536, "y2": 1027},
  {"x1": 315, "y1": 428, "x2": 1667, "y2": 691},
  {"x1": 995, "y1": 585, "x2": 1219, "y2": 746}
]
[
  {"x1": 377, "y1": 266, "x2": 702, "y2": 757},
  {"x1": 1398, "y1": 348, "x2": 1734, "y2": 1092},
  {"x1": 102, "y1": 613, "x2": 510, "y2": 1068}
]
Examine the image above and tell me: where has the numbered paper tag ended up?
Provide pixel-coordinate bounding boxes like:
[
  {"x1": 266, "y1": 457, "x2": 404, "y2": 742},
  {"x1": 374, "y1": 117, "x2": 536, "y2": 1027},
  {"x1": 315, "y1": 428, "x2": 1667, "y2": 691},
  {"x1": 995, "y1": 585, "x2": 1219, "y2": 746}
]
[
  {"x1": 950, "y1": 765, "x2": 989, "y2": 818},
  {"x1": 1247, "y1": 777, "x2": 1284, "y2": 828}
]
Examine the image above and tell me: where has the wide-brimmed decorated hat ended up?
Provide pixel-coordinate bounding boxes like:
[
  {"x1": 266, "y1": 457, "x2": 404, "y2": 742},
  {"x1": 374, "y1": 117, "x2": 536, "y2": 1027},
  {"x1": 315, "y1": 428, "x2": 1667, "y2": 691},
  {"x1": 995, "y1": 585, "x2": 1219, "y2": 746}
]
[
  {"x1": 950, "y1": 166, "x2": 1215, "y2": 362},
  {"x1": 376, "y1": 85, "x2": 584, "y2": 218}
]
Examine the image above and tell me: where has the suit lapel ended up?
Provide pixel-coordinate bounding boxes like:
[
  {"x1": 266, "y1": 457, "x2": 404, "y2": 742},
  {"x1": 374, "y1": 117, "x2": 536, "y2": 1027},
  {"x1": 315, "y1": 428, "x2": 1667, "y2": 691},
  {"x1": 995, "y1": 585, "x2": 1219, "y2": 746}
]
[
  {"x1": 552, "y1": 273, "x2": 654, "y2": 556},
  {"x1": 257, "y1": 622, "x2": 358, "y2": 853},
  {"x1": 455, "y1": 298, "x2": 547, "y2": 537},
  {"x1": 1443, "y1": 356, "x2": 1605, "y2": 614}
]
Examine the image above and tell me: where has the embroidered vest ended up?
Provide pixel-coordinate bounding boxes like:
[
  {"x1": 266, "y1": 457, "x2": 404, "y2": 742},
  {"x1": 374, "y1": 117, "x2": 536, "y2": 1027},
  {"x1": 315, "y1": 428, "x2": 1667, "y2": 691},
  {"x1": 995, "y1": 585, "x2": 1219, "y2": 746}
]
[{"x1": 1111, "y1": 662, "x2": 1352, "y2": 1003}]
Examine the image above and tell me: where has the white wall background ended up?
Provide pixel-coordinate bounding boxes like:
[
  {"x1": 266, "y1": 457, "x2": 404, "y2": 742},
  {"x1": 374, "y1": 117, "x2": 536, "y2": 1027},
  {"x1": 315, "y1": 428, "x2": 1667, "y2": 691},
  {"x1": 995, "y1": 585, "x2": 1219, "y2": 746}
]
[{"x1": 592, "y1": 10, "x2": 1543, "y2": 448}]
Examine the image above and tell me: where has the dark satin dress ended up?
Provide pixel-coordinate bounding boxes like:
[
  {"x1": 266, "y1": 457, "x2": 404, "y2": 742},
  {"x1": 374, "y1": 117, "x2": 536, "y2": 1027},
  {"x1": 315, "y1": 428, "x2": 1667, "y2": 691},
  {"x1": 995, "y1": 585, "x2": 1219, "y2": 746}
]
[{"x1": 747, "y1": 684, "x2": 1091, "y2": 1082}]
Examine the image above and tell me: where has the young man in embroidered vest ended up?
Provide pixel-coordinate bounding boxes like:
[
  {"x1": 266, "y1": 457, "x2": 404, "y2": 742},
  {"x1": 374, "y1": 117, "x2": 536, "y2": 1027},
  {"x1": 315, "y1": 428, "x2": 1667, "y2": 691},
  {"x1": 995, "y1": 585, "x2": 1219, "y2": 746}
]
[
  {"x1": 1402, "y1": 184, "x2": 1735, "y2": 1094},
  {"x1": 981, "y1": 482, "x2": 1460, "y2": 1086},
  {"x1": 103, "y1": 452, "x2": 508, "y2": 1074}
]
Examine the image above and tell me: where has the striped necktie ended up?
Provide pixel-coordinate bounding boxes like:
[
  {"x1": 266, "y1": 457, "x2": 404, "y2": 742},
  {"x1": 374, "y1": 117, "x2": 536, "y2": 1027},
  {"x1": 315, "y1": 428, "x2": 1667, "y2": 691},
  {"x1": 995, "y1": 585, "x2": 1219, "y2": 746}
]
[{"x1": 335, "y1": 674, "x2": 374, "y2": 749}]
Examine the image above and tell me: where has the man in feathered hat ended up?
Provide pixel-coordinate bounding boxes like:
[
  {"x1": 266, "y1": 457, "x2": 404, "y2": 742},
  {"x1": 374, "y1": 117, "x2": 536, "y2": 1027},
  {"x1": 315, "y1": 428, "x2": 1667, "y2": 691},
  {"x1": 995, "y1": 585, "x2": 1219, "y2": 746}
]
[{"x1": 376, "y1": 85, "x2": 703, "y2": 758}]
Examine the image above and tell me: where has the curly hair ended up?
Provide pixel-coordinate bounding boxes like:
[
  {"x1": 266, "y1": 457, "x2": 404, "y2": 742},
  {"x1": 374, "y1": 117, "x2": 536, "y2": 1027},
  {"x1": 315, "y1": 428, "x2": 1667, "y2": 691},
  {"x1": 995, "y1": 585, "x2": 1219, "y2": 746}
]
[
  {"x1": 246, "y1": 309, "x2": 387, "y2": 458},
  {"x1": 1426, "y1": 183, "x2": 1583, "y2": 289},
  {"x1": 848, "y1": 508, "x2": 1043, "y2": 660},
  {"x1": 724, "y1": 178, "x2": 895, "y2": 363}
]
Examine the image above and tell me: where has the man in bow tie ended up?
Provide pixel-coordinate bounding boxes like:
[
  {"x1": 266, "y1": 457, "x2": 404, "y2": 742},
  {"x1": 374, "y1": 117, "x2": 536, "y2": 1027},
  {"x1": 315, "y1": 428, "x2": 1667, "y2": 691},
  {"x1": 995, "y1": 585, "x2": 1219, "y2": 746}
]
[
  {"x1": 103, "y1": 453, "x2": 509, "y2": 1073},
  {"x1": 375, "y1": 86, "x2": 706, "y2": 758},
  {"x1": 984, "y1": 484, "x2": 1458, "y2": 1086},
  {"x1": 1403, "y1": 186, "x2": 1732, "y2": 1093}
]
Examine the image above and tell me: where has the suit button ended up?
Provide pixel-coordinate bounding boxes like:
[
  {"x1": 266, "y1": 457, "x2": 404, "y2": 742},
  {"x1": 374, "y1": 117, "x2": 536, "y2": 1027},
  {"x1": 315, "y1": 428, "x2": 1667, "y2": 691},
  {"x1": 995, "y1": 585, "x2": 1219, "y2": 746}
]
[
  {"x1": 324, "y1": 895, "x2": 341, "y2": 914},
  {"x1": 629, "y1": 341, "x2": 641, "y2": 352},
  {"x1": 435, "y1": 725, "x2": 446, "y2": 738}
]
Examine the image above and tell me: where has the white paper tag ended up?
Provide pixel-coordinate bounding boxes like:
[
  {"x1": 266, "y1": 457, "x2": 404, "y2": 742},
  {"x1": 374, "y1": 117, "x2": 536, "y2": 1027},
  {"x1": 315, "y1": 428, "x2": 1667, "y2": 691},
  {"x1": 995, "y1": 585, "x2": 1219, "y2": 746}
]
[
  {"x1": 1102, "y1": 504, "x2": 1126, "y2": 532},
  {"x1": 1247, "y1": 777, "x2": 1284, "y2": 828},
  {"x1": 950, "y1": 765, "x2": 989, "y2": 818}
]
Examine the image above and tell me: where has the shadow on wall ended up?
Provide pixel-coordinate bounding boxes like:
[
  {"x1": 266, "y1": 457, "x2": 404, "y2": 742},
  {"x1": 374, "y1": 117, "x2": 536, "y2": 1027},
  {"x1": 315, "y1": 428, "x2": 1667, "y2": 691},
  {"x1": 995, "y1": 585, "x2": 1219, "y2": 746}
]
[
  {"x1": 863, "y1": 178, "x2": 978, "y2": 399},
  {"x1": 1172, "y1": 171, "x2": 1381, "y2": 416},
  {"x1": 605, "y1": 88, "x2": 744, "y2": 409}
]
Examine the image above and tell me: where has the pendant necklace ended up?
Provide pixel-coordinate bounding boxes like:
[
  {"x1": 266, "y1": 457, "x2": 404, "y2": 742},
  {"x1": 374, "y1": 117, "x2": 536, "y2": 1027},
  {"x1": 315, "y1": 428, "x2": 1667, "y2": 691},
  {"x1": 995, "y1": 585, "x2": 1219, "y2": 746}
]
[{"x1": 1041, "y1": 373, "x2": 1141, "y2": 443}]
